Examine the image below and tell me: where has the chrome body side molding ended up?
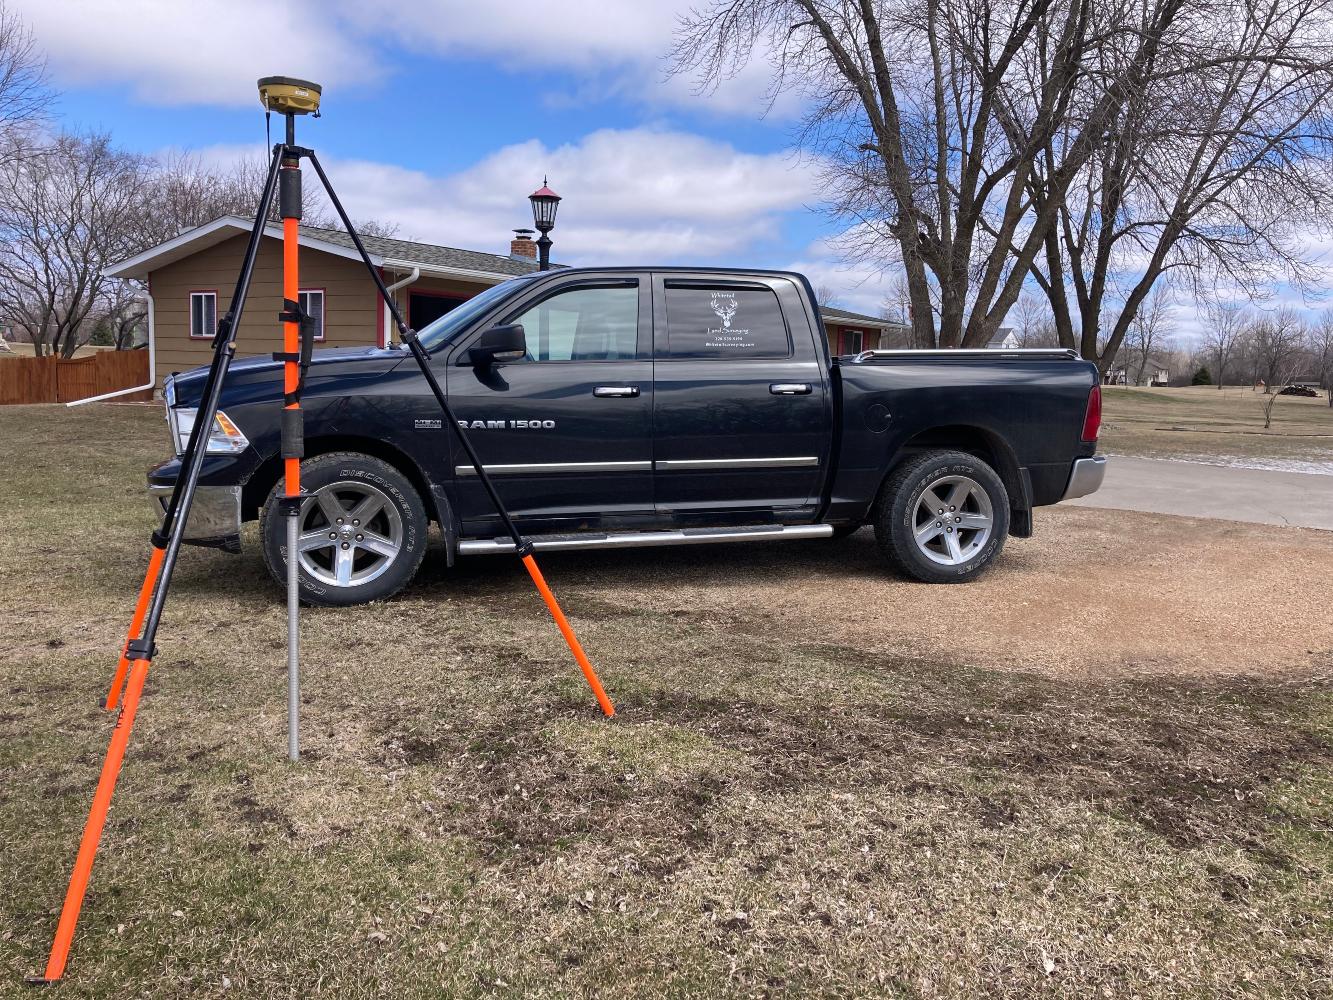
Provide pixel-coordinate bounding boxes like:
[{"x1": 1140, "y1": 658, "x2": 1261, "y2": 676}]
[
  {"x1": 455, "y1": 460, "x2": 653, "y2": 476},
  {"x1": 654, "y1": 456, "x2": 819, "y2": 470},
  {"x1": 456, "y1": 457, "x2": 820, "y2": 475}
]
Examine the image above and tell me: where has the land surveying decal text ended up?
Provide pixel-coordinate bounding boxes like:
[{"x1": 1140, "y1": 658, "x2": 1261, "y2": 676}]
[
  {"x1": 458, "y1": 419, "x2": 557, "y2": 430},
  {"x1": 706, "y1": 291, "x2": 756, "y2": 350}
]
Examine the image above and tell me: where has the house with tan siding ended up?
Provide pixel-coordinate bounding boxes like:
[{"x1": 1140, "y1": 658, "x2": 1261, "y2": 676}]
[
  {"x1": 104, "y1": 216, "x2": 545, "y2": 386},
  {"x1": 106, "y1": 217, "x2": 905, "y2": 386}
]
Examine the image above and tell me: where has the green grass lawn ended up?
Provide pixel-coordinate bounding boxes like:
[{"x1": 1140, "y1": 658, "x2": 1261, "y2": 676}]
[
  {"x1": 1, "y1": 403, "x2": 1331, "y2": 998},
  {"x1": 1100, "y1": 384, "x2": 1333, "y2": 470}
]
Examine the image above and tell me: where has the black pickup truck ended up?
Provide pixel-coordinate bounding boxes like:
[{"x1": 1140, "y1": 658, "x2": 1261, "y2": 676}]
[{"x1": 149, "y1": 267, "x2": 1106, "y2": 605}]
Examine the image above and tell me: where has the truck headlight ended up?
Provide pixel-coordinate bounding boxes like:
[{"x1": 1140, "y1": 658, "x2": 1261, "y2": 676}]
[{"x1": 168, "y1": 407, "x2": 250, "y2": 455}]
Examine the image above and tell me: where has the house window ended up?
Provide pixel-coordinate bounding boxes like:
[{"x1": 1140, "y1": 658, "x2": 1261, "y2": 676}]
[
  {"x1": 189, "y1": 291, "x2": 217, "y2": 339},
  {"x1": 299, "y1": 289, "x2": 325, "y2": 341},
  {"x1": 842, "y1": 329, "x2": 864, "y2": 354}
]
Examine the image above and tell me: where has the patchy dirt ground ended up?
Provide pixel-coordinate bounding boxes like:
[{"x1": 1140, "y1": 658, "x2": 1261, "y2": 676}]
[
  {"x1": 548, "y1": 507, "x2": 1333, "y2": 682},
  {"x1": 1, "y1": 404, "x2": 1331, "y2": 999}
]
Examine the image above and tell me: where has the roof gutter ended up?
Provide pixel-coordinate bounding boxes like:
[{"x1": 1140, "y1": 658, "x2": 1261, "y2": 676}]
[
  {"x1": 381, "y1": 257, "x2": 516, "y2": 285},
  {"x1": 381, "y1": 266, "x2": 420, "y2": 346}
]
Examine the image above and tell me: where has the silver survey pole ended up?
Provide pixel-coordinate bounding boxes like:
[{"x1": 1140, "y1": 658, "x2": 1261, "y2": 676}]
[{"x1": 287, "y1": 508, "x2": 300, "y2": 761}]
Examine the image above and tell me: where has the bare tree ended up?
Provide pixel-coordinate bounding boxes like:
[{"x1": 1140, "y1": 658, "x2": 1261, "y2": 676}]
[
  {"x1": 1118, "y1": 287, "x2": 1175, "y2": 385},
  {"x1": 1009, "y1": 291, "x2": 1056, "y2": 347},
  {"x1": 141, "y1": 152, "x2": 400, "y2": 244},
  {"x1": 0, "y1": 1, "x2": 50, "y2": 142},
  {"x1": 1025, "y1": 1, "x2": 1333, "y2": 371},
  {"x1": 1200, "y1": 301, "x2": 1247, "y2": 388},
  {"x1": 1312, "y1": 310, "x2": 1333, "y2": 406},
  {"x1": 673, "y1": 1, "x2": 1333, "y2": 366},
  {"x1": 0, "y1": 131, "x2": 150, "y2": 357},
  {"x1": 813, "y1": 282, "x2": 838, "y2": 307},
  {"x1": 674, "y1": 0, "x2": 1195, "y2": 350},
  {"x1": 1251, "y1": 305, "x2": 1307, "y2": 393}
]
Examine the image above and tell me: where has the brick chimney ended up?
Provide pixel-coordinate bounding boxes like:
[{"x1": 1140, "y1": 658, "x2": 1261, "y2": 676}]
[{"x1": 510, "y1": 228, "x2": 537, "y2": 260}]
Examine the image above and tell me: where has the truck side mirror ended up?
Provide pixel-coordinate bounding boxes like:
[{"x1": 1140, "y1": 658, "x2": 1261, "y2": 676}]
[{"x1": 468, "y1": 324, "x2": 527, "y2": 367}]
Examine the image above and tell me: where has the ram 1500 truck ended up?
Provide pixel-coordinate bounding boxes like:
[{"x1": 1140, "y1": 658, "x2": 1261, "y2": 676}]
[{"x1": 149, "y1": 267, "x2": 1106, "y2": 606}]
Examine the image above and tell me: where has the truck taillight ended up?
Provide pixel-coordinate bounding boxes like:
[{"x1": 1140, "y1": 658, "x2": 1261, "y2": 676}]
[{"x1": 1081, "y1": 384, "x2": 1101, "y2": 443}]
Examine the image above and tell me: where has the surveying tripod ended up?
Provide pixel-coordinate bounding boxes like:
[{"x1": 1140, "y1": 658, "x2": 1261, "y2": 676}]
[{"x1": 28, "y1": 76, "x2": 613, "y2": 987}]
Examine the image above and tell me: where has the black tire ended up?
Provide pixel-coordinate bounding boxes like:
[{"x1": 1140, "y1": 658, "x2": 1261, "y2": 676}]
[
  {"x1": 260, "y1": 451, "x2": 428, "y2": 607},
  {"x1": 874, "y1": 449, "x2": 1009, "y2": 584}
]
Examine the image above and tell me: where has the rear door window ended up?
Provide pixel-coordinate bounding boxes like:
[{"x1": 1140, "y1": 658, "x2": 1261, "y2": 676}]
[{"x1": 661, "y1": 283, "x2": 791, "y2": 359}]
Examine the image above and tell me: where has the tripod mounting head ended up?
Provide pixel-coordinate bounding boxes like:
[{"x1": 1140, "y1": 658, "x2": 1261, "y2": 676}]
[{"x1": 257, "y1": 76, "x2": 322, "y2": 116}]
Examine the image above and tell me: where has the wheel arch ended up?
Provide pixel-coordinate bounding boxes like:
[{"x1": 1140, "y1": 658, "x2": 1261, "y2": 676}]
[
  {"x1": 242, "y1": 435, "x2": 452, "y2": 533},
  {"x1": 877, "y1": 424, "x2": 1030, "y2": 534}
]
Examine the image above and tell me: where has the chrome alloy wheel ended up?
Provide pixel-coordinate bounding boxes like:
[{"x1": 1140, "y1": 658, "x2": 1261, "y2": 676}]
[
  {"x1": 912, "y1": 474, "x2": 994, "y2": 566},
  {"x1": 296, "y1": 481, "x2": 403, "y2": 587}
]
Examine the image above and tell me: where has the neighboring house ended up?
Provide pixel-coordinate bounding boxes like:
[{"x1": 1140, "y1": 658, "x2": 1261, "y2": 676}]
[
  {"x1": 986, "y1": 327, "x2": 1020, "y2": 350},
  {"x1": 820, "y1": 306, "x2": 910, "y2": 355},
  {"x1": 105, "y1": 216, "x2": 547, "y2": 386},
  {"x1": 105, "y1": 218, "x2": 908, "y2": 385},
  {"x1": 1104, "y1": 353, "x2": 1171, "y2": 386}
]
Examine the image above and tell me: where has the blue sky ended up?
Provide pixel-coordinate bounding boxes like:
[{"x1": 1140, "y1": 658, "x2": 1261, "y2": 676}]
[
  {"x1": 17, "y1": 0, "x2": 890, "y2": 312},
  {"x1": 18, "y1": 0, "x2": 1330, "y2": 338}
]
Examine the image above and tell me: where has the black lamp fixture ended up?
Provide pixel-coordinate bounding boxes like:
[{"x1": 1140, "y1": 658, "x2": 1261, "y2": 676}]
[{"x1": 528, "y1": 177, "x2": 561, "y2": 271}]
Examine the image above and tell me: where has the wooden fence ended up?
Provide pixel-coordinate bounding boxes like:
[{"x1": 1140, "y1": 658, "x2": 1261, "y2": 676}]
[{"x1": 0, "y1": 351, "x2": 152, "y2": 405}]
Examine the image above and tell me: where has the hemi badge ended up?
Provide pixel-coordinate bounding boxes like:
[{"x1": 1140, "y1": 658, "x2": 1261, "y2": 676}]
[{"x1": 414, "y1": 418, "x2": 442, "y2": 430}]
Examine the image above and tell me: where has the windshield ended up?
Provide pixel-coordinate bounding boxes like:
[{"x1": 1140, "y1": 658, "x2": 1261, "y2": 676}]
[{"x1": 411, "y1": 277, "x2": 533, "y2": 351}]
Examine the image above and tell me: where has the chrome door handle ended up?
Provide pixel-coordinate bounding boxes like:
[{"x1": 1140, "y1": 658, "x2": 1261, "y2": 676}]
[
  {"x1": 770, "y1": 383, "x2": 812, "y2": 395},
  {"x1": 593, "y1": 386, "x2": 640, "y2": 398}
]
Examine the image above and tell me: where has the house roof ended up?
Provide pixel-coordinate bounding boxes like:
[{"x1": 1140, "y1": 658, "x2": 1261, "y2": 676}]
[
  {"x1": 104, "y1": 215, "x2": 541, "y2": 283},
  {"x1": 986, "y1": 327, "x2": 1017, "y2": 347},
  {"x1": 819, "y1": 305, "x2": 907, "y2": 332}
]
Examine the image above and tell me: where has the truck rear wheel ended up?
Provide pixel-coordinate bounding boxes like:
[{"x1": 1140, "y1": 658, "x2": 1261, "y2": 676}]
[
  {"x1": 874, "y1": 449, "x2": 1009, "y2": 584},
  {"x1": 260, "y1": 452, "x2": 428, "y2": 607}
]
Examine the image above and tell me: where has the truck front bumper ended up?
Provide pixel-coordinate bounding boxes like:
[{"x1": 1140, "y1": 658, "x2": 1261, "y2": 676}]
[
  {"x1": 147, "y1": 481, "x2": 243, "y2": 551},
  {"x1": 1061, "y1": 455, "x2": 1107, "y2": 501}
]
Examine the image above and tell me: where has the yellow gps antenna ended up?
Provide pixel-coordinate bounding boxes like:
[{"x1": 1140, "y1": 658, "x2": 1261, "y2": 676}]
[{"x1": 257, "y1": 75, "x2": 322, "y2": 116}]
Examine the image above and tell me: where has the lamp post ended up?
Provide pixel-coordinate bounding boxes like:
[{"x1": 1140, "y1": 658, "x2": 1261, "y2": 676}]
[{"x1": 528, "y1": 178, "x2": 561, "y2": 271}]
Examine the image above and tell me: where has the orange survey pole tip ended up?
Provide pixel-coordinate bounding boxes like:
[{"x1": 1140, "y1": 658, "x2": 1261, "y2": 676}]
[
  {"x1": 105, "y1": 544, "x2": 166, "y2": 711},
  {"x1": 520, "y1": 553, "x2": 615, "y2": 718}
]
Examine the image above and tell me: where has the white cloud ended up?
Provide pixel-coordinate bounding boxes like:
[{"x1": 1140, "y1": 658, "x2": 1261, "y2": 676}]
[
  {"x1": 335, "y1": 1, "x2": 795, "y2": 116},
  {"x1": 13, "y1": 0, "x2": 792, "y2": 117},
  {"x1": 12, "y1": 0, "x2": 379, "y2": 106},
  {"x1": 191, "y1": 127, "x2": 823, "y2": 264}
]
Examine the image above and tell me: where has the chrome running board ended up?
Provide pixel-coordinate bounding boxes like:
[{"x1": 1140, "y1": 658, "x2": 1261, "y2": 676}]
[{"x1": 457, "y1": 523, "x2": 834, "y2": 556}]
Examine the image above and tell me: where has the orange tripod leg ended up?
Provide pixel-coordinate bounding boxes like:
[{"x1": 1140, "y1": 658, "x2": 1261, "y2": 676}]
[
  {"x1": 521, "y1": 553, "x2": 615, "y2": 718},
  {"x1": 29, "y1": 653, "x2": 154, "y2": 985},
  {"x1": 104, "y1": 545, "x2": 165, "y2": 711}
]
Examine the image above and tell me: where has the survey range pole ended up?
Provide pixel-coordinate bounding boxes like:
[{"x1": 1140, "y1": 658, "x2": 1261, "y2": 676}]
[{"x1": 278, "y1": 109, "x2": 306, "y2": 763}]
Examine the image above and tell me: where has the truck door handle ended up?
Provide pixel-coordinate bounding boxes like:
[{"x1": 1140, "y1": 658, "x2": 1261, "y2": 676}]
[
  {"x1": 593, "y1": 385, "x2": 640, "y2": 398},
  {"x1": 770, "y1": 383, "x2": 812, "y2": 395}
]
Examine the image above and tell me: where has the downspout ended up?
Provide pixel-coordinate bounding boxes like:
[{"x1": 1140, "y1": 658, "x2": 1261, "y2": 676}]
[
  {"x1": 66, "y1": 289, "x2": 156, "y2": 406},
  {"x1": 382, "y1": 267, "x2": 420, "y2": 346}
]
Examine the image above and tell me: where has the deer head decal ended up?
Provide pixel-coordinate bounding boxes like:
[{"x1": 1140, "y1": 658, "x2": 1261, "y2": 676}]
[{"x1": 710, "y1": 293, "x2": 738, "y2": 329}]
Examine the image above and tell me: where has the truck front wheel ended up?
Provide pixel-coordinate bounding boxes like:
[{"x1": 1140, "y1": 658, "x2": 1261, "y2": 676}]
[
  {"x1": 259, "y1": 452, "x2": 428, "y2": 607},
  {"x1": 874, "y1": 450, "x2": 1009, "y2": 584}
]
